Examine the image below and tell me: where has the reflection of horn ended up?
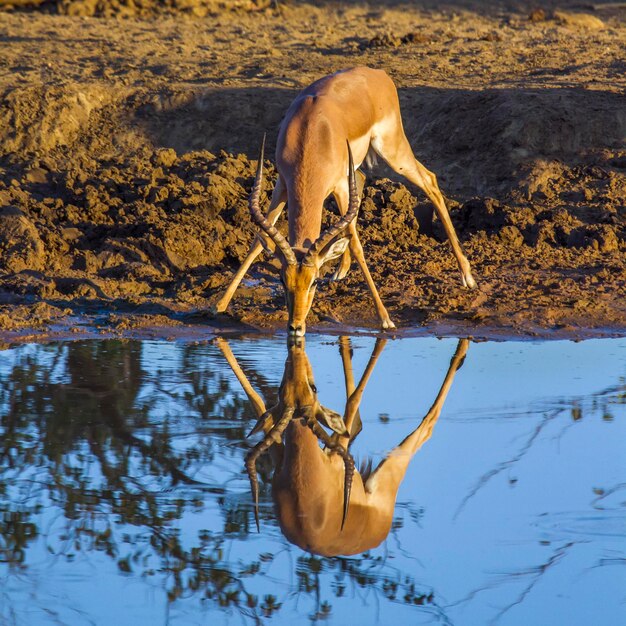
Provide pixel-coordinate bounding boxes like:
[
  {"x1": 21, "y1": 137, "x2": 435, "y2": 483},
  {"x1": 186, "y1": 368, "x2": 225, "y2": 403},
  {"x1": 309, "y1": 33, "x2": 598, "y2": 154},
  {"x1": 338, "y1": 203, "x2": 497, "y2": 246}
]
[
  {"x1": 245, "y1": 406, "x2": 294, "y2": 532},
  {"x1": 306, "y1": 417, "x2": 355, "y2": 530},
  {"x1": 217, "y1": 336, "x2": 356, "y2": 532}
]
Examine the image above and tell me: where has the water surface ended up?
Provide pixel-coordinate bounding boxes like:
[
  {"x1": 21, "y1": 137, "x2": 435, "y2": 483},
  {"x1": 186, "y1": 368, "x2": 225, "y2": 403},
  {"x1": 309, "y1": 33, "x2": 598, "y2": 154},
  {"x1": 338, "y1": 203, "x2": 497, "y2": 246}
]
[{"x1": 0, "y1": 335, "x2": 624, "y2": 625}]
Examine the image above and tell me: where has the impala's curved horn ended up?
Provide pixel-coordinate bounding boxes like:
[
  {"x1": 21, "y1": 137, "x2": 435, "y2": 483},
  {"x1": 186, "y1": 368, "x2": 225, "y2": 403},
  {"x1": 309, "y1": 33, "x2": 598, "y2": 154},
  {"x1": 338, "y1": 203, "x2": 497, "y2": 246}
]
[
  {"x1": 245, "y1": 406, "x2": 295, "y2": 532},
  {"x1": 249, "y1": 134, "x2": 297, "y2": 266},
  {"x1": 304, "y1": 140, "x2": 360, "y2": 265}
]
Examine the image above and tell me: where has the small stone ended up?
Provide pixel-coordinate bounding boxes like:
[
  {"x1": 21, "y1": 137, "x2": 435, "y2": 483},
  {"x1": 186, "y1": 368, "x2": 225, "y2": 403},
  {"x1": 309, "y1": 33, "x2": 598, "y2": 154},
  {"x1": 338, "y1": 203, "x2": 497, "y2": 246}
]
[
  {"x1": 528, "y1": 8, "x2": 546, "y2": 22},
  {"x1": 593, "y1": 226, "x2": 619, "y2": 253},
  {"x1": 154, "y1": 148, "x2": 178, "y2": 168},
  {"x1": 554, "y1": 11, "x2": 604, "y2": 30},
  {"x1": 499, "y1": 225, "x2": 524, "y2": 248},
  {"x1": 25, "y1": 167, "x2": 49, "y2": 184},
  {"x1": 191, "y1": 5, "x2": 208, "y2": 18},
  {"x1": 482, "y1": 31, "x2": 502, "y2": 42},
  {"x1": 61, "y1": 227, "x2": 83, "y2": 241}
]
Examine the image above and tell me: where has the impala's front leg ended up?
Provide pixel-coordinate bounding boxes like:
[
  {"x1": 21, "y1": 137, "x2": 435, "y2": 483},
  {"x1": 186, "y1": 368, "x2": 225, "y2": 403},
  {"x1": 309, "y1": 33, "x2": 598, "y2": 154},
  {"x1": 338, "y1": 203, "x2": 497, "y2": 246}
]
[
  {"x1": 332, "y1": 170, "x2": 366, "y2": 282},
  {"x1": 212, "y1": 177, "x2": 287, "y2": 313},
  {"x1": 333, "y1": 186, "x2": 396, "y2": 330}
]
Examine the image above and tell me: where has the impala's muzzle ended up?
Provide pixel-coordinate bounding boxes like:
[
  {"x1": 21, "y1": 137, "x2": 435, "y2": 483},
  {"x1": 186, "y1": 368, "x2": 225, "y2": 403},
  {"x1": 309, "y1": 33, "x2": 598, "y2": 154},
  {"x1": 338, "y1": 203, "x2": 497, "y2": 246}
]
[{"x1": 288, "y1": 323, "x2": 305, "y2": 338}]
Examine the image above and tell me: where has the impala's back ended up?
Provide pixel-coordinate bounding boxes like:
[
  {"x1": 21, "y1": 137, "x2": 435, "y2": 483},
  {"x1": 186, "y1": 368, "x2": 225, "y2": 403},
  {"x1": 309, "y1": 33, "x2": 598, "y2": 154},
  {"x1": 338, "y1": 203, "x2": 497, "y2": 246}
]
[
  {"x1": 272, "y1": 419, "x2": 393, "y2": 557},
  {"x1": 276, "y1": 66, "x2": 400, "y2": 249}
]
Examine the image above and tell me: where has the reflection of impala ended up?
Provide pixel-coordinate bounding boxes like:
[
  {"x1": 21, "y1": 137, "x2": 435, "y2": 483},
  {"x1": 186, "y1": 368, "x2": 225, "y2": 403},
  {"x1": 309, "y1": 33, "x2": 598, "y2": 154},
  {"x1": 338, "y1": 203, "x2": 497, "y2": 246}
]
[
  {"x1": 217, "y1": 336, "x2": 469, "y2": 556},
  {"x1": 213, "y1": 67, "x2": 476, "y2": 337}
]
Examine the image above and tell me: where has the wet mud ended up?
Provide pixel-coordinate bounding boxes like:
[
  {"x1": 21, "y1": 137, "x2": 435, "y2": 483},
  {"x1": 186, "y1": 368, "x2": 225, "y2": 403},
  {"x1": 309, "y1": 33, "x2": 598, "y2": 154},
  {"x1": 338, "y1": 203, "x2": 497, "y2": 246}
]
[{"x1": 0, "y1": 1, "x2": 624, "y2": 341}]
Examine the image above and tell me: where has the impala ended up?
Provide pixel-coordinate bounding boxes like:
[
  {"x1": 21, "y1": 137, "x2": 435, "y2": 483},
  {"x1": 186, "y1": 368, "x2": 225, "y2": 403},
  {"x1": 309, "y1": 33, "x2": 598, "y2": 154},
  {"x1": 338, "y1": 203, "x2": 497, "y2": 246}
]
[
  {"x1": 213, "y1": 67, "x2": 476, "y2": 336},
  {"x1": 216, "y1": 336, "x2": 469, "y2": 556}
]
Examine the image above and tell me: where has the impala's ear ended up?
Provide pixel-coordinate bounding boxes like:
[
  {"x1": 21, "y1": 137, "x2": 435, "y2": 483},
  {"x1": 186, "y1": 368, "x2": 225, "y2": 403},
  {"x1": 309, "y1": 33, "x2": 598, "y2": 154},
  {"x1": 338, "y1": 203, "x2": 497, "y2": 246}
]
[
  {"x1": 318, "y1": 237, "x2": 349, "y2": 266},
  {"x1": 317, "y1": 405, "x2": 349, "y2": 436}
]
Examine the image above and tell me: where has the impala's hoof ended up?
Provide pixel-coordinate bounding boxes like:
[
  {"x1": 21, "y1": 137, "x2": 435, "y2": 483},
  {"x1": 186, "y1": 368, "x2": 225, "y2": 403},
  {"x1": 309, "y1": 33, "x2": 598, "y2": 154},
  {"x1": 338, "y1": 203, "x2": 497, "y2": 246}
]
[
  {"x1": 462, "y1": 274, "x2": 477, "y2": 290},
  {"x1": 381, "y1": 319, "x2": 396, "y2": 330},
  {"x1": 209, "y1": 304, "x2": 225, "y2": 316}
]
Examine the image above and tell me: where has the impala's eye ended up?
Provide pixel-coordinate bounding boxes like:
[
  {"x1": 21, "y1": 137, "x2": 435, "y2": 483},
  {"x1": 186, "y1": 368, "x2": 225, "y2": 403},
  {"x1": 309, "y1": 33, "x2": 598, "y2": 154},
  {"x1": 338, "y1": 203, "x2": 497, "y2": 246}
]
[
  {"x1": 312, "y1": 278, "x2": 319, "y2": 288},
  {"x1": 310, "y1": 383, "x2": 318, "y2": 393}
]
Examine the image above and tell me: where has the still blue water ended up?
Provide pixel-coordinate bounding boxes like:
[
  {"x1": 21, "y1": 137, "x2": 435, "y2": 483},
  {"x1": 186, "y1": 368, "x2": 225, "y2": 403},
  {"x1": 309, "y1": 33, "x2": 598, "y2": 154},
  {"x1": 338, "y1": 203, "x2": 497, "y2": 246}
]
[{"x1": 0, "y1": 336, "x2": 624, "y2": 625}]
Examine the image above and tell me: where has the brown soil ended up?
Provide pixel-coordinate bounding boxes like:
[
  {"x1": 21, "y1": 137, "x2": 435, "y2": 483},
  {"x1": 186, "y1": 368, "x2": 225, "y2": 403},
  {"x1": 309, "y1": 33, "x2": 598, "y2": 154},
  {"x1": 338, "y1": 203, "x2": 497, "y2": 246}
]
[{"x1": 0, "y1": 0, "x2": 625, "y2": 341}]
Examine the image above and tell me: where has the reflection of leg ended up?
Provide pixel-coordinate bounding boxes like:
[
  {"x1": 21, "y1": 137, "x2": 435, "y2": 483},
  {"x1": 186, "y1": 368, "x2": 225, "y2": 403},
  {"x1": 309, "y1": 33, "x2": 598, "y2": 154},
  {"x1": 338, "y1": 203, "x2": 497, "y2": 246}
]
[
  {"x1": 339, "y1": 337, "x2": 356, "y2": 401},
  {"x1": 383, "y1": 339, "x2": 468, "y2": 477},
  {"x1": 332, "y1": 169, "x2": 365, "y2": 281},
  {"x1": 339, "y1": 337, "x2": 361, "y2": 439},
  {"x1": 363, "y1": 338, "x2": 469, "y2": 507},
  {"x1": 343, "y1": 337, "x2": 386, "y2": 443},
  {"x1": 213, "y1": 178, "x2": 287, "y2": 313},
  {"x1": 214, "y1": 337, "x2": 266, "y2": 417},
  {"x1": 400, "y1": 337, "x2": 469, "y2": 456}
]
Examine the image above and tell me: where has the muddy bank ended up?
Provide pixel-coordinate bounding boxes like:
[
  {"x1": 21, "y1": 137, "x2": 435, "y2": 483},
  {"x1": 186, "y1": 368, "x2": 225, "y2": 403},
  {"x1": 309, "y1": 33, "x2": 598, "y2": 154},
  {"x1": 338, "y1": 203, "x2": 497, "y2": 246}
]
[
  {"x1": 1, "y1": 144, "x2": 624, "y2": 340},
  {"x1": 0, "y1": 3, "x2": 624, "y2": 340}
]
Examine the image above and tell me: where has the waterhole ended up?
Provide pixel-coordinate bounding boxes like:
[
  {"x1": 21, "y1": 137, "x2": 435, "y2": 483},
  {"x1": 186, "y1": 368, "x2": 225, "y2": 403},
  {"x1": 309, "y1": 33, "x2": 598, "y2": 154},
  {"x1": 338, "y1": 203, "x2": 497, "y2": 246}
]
[{"x1": 0, "y1": 336, "x2": 624, "y2": 625}]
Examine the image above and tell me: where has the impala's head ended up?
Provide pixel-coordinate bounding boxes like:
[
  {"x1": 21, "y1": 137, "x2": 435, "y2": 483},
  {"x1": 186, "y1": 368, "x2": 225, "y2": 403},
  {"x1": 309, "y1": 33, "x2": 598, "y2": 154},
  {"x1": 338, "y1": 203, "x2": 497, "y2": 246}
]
[
  {"x1": 245, "y1": 338, "x2": 353, "y2": 532},
  {"x1": 249, "y1": 137, "x2": 360, "y2": 337},
  {"x1": 276, "y1": 238, "x2": 350, "y2": 337},
  {"x1": 280, "y1": 338, "x2": 349, "y2": 435}
]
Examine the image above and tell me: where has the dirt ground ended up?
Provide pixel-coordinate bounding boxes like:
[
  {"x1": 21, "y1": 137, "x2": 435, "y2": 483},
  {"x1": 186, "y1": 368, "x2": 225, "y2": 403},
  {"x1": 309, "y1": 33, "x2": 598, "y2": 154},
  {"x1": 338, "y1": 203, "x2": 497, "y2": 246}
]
[{"x1": 0, "y1": 0, "x2": 624, "y2": 342}]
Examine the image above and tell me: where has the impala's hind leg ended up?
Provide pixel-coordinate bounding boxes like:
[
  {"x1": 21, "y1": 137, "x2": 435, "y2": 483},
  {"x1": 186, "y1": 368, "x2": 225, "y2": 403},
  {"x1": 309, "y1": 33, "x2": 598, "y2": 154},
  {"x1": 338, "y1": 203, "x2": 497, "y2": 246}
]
[
  {"x1": 213, "y1": 177, "x2": 287, "y2": 313},
  {"x1": 377, "y1": 131, "x2": 476, "y2": 289},
  {"x1": 332, "y1": 169, "x2": 366, "y2": 282}
]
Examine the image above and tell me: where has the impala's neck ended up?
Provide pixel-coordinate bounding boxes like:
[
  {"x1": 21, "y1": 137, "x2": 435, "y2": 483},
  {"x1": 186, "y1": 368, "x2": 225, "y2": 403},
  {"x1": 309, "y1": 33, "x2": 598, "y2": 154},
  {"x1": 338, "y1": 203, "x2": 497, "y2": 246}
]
[
  {"x1": 280, "y1": 344, "x2": 316, "y2": 408},
  {"x1": 279, "y1": 97, "x2": 345, "y2": 249},
  {"x1": 287, "y1": 196, "x2": 324, "y2": 249},
  {"x1": 273, "y1": 421, "x2": 348, "y2": 553}
]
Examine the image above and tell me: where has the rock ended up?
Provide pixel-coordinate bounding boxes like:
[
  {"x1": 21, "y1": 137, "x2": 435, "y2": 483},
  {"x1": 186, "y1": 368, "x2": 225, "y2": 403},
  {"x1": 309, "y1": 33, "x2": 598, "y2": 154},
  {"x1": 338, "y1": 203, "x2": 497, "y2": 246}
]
[
  {"x1": 589, "y1": 225, "x2": 619, "y2": 253},
  {"x1": 25, "y1": 167, "x2": 49, "y2": 184},
  {"x1": 554, "y1": 11, "x2": 604, "y2": 30},
  {"x1": 528, "y1": 8, "x2": 546, "y2": 22},
  {"x1": 61, "y1": 227, "x2": 83, "y2": 241},
  {"x1": 366, "y1": 33, "x2": 402, "y2": 49},
  {"x1": 460, "y1": 197, "x2": 507, "y2": 232},
  {"x1": 0, "y1": 206, "x2": 46, "y2": 272},
  {"x1": 72, "y1": 250, "x2": 99, "y2": 272},
  {"x1": 567, "y1": 224, "x2": 619, "y2": 252},
  {"x1": 154, "y1": 148, "x2": 178, "y2": 168},
  {"x1": 499, "y1": 225, "x2": 524, "y2": 248}
]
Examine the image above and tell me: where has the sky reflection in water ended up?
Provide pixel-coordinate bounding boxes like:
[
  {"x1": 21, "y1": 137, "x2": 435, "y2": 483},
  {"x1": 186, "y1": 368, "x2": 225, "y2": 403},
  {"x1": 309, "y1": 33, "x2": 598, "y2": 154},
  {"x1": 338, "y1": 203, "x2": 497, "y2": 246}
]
[{"x1": 0, "y1": 336, "x2": 624, "y2": 626}]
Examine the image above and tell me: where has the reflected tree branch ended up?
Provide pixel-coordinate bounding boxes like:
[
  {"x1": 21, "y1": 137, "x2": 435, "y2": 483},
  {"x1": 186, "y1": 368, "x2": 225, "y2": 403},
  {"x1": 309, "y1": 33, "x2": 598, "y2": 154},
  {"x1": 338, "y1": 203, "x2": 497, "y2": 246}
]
[{"x1": 454, "y1": 408, "x2": 563, "y2": 519}]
